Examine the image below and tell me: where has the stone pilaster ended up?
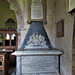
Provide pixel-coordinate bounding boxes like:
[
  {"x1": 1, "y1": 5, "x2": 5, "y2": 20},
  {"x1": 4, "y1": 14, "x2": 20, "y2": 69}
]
[
  {"x1": 17, "y1": 28, "x2": 26, "y2": 49},
  {"x1": 72, "y1": 11, "x2": 75, "y2": 75}
]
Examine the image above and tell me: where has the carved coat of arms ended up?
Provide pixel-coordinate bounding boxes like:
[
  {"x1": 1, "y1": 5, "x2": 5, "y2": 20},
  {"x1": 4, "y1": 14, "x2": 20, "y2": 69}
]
[{"x1": 25, "y1": 32, "x2": 49, "y2": 49}]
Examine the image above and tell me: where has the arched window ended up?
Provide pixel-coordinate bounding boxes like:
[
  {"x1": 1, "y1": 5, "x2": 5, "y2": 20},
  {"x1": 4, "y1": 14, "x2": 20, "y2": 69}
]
[{"x1": 5, "y1": 18, "x2": 15, "y2": 29}]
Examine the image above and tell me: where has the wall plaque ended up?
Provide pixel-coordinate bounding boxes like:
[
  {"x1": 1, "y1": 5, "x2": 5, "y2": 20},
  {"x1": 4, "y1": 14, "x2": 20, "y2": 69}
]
[
  {"x1": 27, "y1": 0, "x2": 47, "y2": 24},
  {"x1": 57, "y1": 19, "x2": 64, "y2": 37},
  {"x1": 31, "y1": 0, "x2": 43, "y2": 19}
]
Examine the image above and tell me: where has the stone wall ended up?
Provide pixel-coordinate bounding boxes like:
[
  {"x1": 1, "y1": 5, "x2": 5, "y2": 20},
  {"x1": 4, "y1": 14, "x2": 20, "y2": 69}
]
[{"x1": 55, "y1": 0, "x2": 74, "y2": 75}]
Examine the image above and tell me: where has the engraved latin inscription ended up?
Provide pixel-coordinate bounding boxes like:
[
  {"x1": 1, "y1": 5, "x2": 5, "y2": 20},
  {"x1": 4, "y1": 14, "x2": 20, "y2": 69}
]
[{"x1": 21, "y1": 56, "x2": 58, "y2": 73}]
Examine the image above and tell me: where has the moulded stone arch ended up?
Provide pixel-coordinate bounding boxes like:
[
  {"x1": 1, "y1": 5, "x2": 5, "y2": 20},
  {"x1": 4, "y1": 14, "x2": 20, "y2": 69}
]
[{"x1": 7, "y1": 0, "x2": 24, "y2": 29}]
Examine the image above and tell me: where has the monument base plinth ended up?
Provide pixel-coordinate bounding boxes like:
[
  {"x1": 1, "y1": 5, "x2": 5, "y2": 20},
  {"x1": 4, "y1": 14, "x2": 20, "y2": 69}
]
[{"x1": 12, "y1": 49, "x2": 63, "y2": 75}]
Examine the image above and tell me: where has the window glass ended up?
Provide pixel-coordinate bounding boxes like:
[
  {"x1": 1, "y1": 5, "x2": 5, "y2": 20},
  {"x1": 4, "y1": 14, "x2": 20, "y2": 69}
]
[
  {"x1": 11, "y1": 34, "x2": 16, "y2": 46},
  {"x1": 5, "y1": 34, "x2": 10, "y2": 46},
  {"x1": 0, "y1": 34, "x2": 3, "y2": 46}
]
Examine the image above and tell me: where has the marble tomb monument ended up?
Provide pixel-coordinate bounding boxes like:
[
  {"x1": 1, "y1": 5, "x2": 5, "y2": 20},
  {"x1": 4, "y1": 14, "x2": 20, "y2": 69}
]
[{"x1": 12, "y1": 22, "x2": 63, "y2": 75}]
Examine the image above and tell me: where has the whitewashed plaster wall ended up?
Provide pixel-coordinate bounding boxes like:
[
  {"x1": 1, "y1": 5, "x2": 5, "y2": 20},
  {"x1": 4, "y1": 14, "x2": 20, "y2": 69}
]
[
  {"x1": 69, "y1": 0, "x2": 75, "y2": 11},
  {"x1": 55, "y1": 0, "x2": 74, "y2": 75},
  {"x1": 44, "y1": 0, "x2": 55, "y2": 47}
]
